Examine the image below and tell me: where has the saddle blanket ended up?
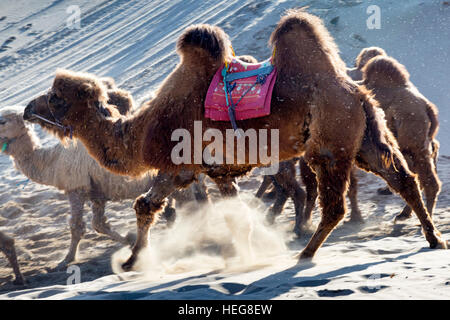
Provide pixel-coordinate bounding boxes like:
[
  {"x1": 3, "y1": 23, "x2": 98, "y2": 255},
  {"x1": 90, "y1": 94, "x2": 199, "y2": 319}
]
[{"x1": 205, "y1": 58, "x2": 277, "y2": 121}]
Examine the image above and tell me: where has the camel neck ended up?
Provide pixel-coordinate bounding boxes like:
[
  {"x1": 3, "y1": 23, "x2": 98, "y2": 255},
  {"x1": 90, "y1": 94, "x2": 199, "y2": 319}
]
[
  {"x1": 73, "y1": 111, "x2": 147, "y2": 177},
  {"x1": 6, "y1": 130, "x2": 51, "y2": 184},
  {"x1": 6, "y1": 130, "x2": 35, "y2": 160}
]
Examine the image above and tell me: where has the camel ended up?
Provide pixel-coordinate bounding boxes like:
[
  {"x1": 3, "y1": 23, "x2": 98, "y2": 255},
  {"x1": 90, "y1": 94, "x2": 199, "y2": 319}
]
[
  {"x1": 347, "y1": 46, "x2": 387, "y2": 81},
  {"x1": 264, "y1": 47, "x2": 441, "y2": 228},
  {"x1": 361, "y1": 55, "x2": 441, "y2": 221},
  {"x1": 0, "y1": 106, "x2": 205, "y2": 268},
  {"x1": 254, "y1": 50, "x2": 394, "y2": 229},
  {"x1": 0, "y1": 231, "x2": 24, "y2": 285},
  {"x1": 24, "y1": 9, "x2": 447, "y2": 271}
]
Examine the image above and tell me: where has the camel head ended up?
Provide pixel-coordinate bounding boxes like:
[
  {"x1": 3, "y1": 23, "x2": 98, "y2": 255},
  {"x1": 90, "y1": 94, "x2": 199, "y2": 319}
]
[
  {"x1": 355, "y1": 46, "x2": 387, "y2": 70},
  {"x1": 24, "y1": 70, "x2": 131, "y2": 139},
  {"x1": 0, "y1": 108, "x2": 28, "y2": 152}
]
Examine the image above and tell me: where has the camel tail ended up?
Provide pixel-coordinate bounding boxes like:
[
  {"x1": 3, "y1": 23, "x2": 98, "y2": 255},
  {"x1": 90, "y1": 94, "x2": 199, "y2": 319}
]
[
  {"x1": 362, "y1": 96, "x2": 395, "y2": 169},
  {"x1": 425, "y1": 101, "x2": 439, "y2": 140},
  {"x1": 176, "y1": 24, "x2": 231, "y2": 63}
]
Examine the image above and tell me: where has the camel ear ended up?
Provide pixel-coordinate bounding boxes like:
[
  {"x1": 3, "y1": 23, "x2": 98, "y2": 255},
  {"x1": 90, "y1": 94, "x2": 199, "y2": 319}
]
[{"x1": 78, "y1": 82, "x2": 97, "y2": 101}]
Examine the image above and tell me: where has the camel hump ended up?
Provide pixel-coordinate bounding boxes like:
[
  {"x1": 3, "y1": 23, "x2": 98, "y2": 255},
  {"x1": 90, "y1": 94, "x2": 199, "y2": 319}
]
[
  {"x1": 362, "y1": 56, "x2": 410, "y2": 88},
  {"x1": 269, "y1": 8, "x2": 347, "y2": 75},
  {"x1": 355, "y1": 46, "x2": 387, "y2": 69},
  {"x1": 176, "y1": 24, "x2": 232, "y2": 63}
]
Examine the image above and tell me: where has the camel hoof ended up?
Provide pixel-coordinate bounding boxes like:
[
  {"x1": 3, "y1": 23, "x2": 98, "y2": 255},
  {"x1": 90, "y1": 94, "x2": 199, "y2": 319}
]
[
  {"x1": 345, "y1": 216, "x2": 365, "y2": 225},
  {"x1": 297, "y1": 249, "x2": 314, "y2": 262},
  {"x1": 13, "y1": 277, "x2": 26, "y2": 286},
  {"x1": 121, "y1": 256, "x2": 136, "y2": 272},
  {"x1": 394, "y1": 212, "x2": 412, "y2": 223},
  {"x1": 432, "y1": 238, "x2": 448, "y2": 250},
  {"x1": 377, "y1": 187, "x2": 393, "y2": 195}
]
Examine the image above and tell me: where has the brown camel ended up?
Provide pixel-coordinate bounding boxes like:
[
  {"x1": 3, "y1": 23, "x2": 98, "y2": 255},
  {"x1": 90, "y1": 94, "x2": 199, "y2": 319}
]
[
  {"x1": 24, "y1": 9, "x2": 447, "y2": 271},
  {"x1": 263, "y1": 47, "x2": 440, "y2": 228},
  {"x1": 347, "y1": 46, "x2": 387, "y2": 81},
  {"x1": 361, "y1": 55, "x2": 441, "y2": 221}
]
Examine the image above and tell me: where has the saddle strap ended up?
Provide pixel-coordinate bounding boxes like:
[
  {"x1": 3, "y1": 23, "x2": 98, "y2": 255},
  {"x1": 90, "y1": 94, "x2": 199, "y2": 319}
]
[{"x1": 224, "y1": 65, "x2": 274, "y2": 82}]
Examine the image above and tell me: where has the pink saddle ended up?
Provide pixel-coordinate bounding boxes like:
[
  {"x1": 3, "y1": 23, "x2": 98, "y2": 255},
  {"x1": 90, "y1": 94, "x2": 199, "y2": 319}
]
[{"x1": 205, "y1": 58, "x2": 277, "y2": 122}]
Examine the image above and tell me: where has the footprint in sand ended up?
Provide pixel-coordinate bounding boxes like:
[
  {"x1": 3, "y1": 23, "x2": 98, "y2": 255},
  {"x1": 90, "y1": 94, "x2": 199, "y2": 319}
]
[
  {"x1": 359, "y1": 285, "x2": 389, "y2": 294},
  {"x1": 0, "y1": 36, "x2": 16, "y2": 52},
  {"x1": 19, "y1": 23, "x2": 32, "y2": 32}
]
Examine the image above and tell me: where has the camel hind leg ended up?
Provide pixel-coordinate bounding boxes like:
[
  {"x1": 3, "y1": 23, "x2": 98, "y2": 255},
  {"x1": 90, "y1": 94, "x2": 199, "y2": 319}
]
[
  {"x1": 355, "y1": 142, "x2": 447, "y2": 249},
  {"x1": 299, "y1": 156, "x2": 353, "y2": 260},
  {"x1": 412, "y1": 153, "x2": 441, "y2": 217},
  {"x1": 299, "y1": 158, "x2": 362, "y2": 224},
  {"x1": 299, "y1": 157, "x2": 318, "y2": 224},
  {"x1": 61, "y1": 190, "x2": 87, "y2": 266},
  {"x1": 91, "y1": 198, "x2": 131, "y2": 245},
  {"x1": 347, "y1": 168, "x2": 364, "y2": 223}
]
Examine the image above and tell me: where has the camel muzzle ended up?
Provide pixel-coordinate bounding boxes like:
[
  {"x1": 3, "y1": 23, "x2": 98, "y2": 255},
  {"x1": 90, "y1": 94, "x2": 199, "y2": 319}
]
[{"x1": 23, "y1": 103, "x2": 35, "y2": 121}]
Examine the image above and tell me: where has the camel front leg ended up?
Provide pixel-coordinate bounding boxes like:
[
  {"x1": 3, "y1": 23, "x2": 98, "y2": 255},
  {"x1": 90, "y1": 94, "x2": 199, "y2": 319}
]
[
  {"x1": 61, "y1": 190, "x2": 87, "y2": 266},
  {"x1": 355, "y1": 145, "x2": 447, "y2": 249},
  {"x1": 299, "y1": 157, "x2": 318, "y2": 225},
  {"x1": 122, "y1": 170, "x2": 197, "y2": 271},
  {"x1": 347, "y1": 168, "x2": 364, "y2": 223},
  {"x1": 270, "y1": 160, "x2": 307, "y2": 235},
  {"x1": 91, "y1": 198, "x2": 131, "y2": 245},
  {"x1": 161, "y1": 196, "x2": 176, "y2": 227},
  {"x1": 255, "y1": 175, "x2": 273, "y2": 199},
  {"x1": 0, "y1": 231, "x2": 25, "y2": 285}
]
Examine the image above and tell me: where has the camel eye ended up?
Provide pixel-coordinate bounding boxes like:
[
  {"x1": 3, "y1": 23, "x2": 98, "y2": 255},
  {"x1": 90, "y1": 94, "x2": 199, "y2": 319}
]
[
  {"x1": 49, "y1": 93, "x2": 65, "y2": 108},
  {"x1": 49, "y1": 93, "x2": 59, "y2": 103}
]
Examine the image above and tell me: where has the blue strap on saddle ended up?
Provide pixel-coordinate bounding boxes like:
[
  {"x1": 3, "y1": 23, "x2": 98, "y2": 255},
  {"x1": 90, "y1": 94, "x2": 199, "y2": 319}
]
[{"x1": 222, "y1": 63, "x2": 274, "y2": 136}]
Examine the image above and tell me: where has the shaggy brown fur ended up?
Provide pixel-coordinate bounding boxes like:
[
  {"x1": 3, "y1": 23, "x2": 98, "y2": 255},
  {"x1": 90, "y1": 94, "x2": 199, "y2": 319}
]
[
  {"x1": 25, "y1": 10, "x2": 446, "y2": 270},
  {"x1": 362, "y1": 55, "x2": 441, "y2": 220},
  {"x1": 347, "y1": 46, "x2": 387, "y2": 81}
]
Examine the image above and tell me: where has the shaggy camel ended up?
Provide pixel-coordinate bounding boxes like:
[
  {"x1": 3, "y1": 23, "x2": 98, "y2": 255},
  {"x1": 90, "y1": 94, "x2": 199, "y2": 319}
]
[
  {"x1": 262, "y1": 46, "x2": 440, "y2": 227},
  {"x1": 347, "y1": 46, "x2": 387, "y2": 81},
  {"x1": 0, "y1": 231, "x2": 25, "y2": 285},
  {"x1": 269, "y1": 48, "x2": 441, "y2": 226},
  {"x1": 0, "y1": 107, "x2": 205, "y2": 268},
  {"x1": 361, "y1": 55, "x2": 441, "y2": 221},
  {"x1": 24, "y1": 10, "x2": 447, "y2": 271}
]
